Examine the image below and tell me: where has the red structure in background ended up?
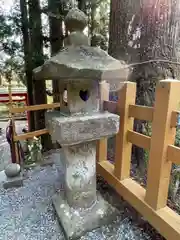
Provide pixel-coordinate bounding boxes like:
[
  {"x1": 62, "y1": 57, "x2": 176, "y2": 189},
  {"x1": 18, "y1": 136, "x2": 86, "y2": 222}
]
[
  {"x1": 6, "y1": 119, "x2": 25, "y2": 164},
  {"x1": 0, "y1": 88, "x2": 30, "y2": 130},
  {"x1": 6, "y1": 119, "x2": 16, "y2": 163}
]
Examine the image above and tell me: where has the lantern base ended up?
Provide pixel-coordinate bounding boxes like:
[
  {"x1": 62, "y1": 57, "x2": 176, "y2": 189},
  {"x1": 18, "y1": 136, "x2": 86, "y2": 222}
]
[{"x1": 52, "y1": 191, "x2": 119, "y2": 240}]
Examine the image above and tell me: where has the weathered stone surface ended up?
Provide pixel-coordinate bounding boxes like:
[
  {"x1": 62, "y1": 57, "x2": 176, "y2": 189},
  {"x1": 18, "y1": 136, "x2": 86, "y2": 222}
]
[
  {"x1": 45, "y1": 111, "x2": 119, "y2": 146},
  {"x1": 0, "y1": 170, "x2": 23, "y2": 189},
  {"x1": 63, "y1": 142, "x2": 97, "y2": 209},
  {"x1": 33, "y1": 7, "x2": 129, "y2": 90},
  {"x1": 3, "y1": 176, "x2": 23, "y2": 189},
  {"x1": 67, "y1": 80, "x2": 99, "y2": 115},
  {"x1": 64, "y1": 31, "x2": 90, "y2": 47},
  {"x1": 5, "y1": 163, "x2": 21, "y2": 178},
  {"x1": 52, "y1": 191, "x2": 119, "y2": 240},
  {"x1": 33, "y1": 46, "x2": 129, "y2": 82},
  {"x1": 65, "y1": 8, "x2": 88, "y2": 32}
]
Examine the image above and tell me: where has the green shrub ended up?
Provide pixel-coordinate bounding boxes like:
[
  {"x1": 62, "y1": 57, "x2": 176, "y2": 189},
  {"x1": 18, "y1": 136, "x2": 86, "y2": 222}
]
[{"x1": 175, "y1": 128, "x2": 180, "y2": 147}]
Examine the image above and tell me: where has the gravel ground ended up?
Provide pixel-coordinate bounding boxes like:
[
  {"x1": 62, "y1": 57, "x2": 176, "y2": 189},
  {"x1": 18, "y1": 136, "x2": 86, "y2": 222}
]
[
  {"x1": 0, "y1": 148, "x2": 163, "y2": 240},
  {"x1": 0, "y1": 121, "x2": 164, "y2": 240}
]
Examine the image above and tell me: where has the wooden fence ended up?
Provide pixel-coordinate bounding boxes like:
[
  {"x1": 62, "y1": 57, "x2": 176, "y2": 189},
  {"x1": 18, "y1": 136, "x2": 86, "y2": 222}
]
[
  {"x1": 9, "y1": 79, "x2": 180, "y2": 239},
  {"x1": 97, "y1": 79, "x2": 180, "y2": 240}
]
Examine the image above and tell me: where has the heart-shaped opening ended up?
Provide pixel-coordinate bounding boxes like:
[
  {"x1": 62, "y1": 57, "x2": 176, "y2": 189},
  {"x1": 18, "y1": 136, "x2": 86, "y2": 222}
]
[{"x1": 79, "y1": 90, "x2": 90, "y2": 101}]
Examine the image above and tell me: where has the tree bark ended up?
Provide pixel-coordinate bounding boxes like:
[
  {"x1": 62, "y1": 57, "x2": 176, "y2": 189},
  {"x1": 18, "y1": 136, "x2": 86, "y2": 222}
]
[
  {"x1": 108, "y1": 0, "x2": 138, "y2": 61},
  {"x1": 78, "y1": 0, "x2": 87, "y2": 13},
  {"x1": 28, "y1": 0, "x2": 52, "y2": 150},
  {"x1": 19, "y1": 0, "x2": 35, "y2": 131},
  {"x1": 130, "y1": 0, "x2": 180, "y2": 167},
  {"x1": 108, "y1": 0, "x2": 180, "y2": 168},
  {"x1": 48, "y1": 0, "x2": 64, "y2": 103}
]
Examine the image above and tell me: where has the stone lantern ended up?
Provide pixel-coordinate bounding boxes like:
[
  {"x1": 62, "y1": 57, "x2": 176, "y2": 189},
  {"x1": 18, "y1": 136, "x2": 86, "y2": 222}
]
[{"x1": 33, "y1": 8, "x2": 129, "y2": 240}]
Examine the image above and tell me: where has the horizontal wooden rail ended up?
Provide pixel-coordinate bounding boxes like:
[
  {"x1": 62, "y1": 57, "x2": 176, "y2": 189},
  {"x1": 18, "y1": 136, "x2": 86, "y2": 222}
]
[
  {"x1": 129, "y1": 105, "x2": 154, "y2": 121},
  {"x1": 14, "y1": 129, "x2": 49, "y2": 141},
  {"x1": 127, "y1": 130, "x2": 151, "y2": 150},
  {"x1": 171, "y1": 111, "x2": 180, "y2": 127},
  {"x1": 103, "y1": 101, "x2": 154, "y2": 122},
  {"x1": 167, "y1": 145, "x2": 180, "y2": 165},
  {"x1": 9, "y1": 103, "x2": 60, "y2": 113},
  {"x1": 97, "y1": 161, "x2": 180, "y2": 240},
  {"x1": 103, "y1": 100, "x2": 117, "y2": 114}
]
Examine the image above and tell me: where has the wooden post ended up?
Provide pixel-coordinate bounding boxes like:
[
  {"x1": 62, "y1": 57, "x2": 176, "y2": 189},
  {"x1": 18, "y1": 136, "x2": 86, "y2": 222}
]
[
  {"x1": 96, "y1": 81, "x2": 109, "y2": 162},
  {"x1": 25, "y1": 93, "x2": 30, "y2": 131},
  {"x1": 114, "y1": 82, "x2": 136, "y2": 180},
  {"x1": 8, "y1": 81, "x2": 19, "y2": 164},
  {"x1": 145, "y1": 79, "x2": 180, "y2": 210}
]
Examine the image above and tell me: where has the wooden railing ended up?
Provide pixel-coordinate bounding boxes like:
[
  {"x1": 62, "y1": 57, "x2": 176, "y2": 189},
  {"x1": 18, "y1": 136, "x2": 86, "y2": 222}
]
[
  {"x1": 9, "y1": 103, "x2": 60, "y2": 141},
  {"x1": 97, "y1": 79, "x2": 180, "y2": 240},
  {"x1": 8, "y1": 102, "x2": 60, "y2": 164}
]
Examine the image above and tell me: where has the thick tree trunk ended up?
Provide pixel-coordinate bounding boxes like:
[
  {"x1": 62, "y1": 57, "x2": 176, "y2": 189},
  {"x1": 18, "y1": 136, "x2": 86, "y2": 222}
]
[
  {"x1": 28, "y1": 0, "x2": 52, "y2": 150},
  {"x1": 48, "y1": 0, "x2": 64, "y2": 103},
  {"x1": 130, "y1": 0, "x2": 180, "y2": 167},
  {"x1": 108, "y1": 0, "x2": 139, "y2": 115},
  {"x1": 19, "y1": 0, "x2": 35, "y2": 131},
  {"x1": 108, "y1": 0, "x2": 180, "y2": 168},
  {"x1": 108, "y1": 0, "x2": 138, "y2": 61},
  {"x1": 78, "y1": 0, "x2": 87, "y2": 13}
]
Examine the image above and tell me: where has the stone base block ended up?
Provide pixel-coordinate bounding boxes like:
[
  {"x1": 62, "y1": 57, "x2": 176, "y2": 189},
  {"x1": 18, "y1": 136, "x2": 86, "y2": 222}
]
[
  {"x1": 0, "y1": 170, "x2": 24, "y2": 189},
  {"x1": 3, "y1": 177, "x2": 23, "y2": 189},
  {"x1": 45, "y1": 111, "x2": 119, "y2": 146},
  {"x1": 3, "y1": 176, "x2": 23, "y2": 190},
  {"x1": 52, "y1": 191, "x2": 119, "y2": 239}
]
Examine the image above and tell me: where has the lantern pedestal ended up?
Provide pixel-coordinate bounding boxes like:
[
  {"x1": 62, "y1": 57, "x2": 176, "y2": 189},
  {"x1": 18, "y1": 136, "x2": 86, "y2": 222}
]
[
  {"x1": 46, "y1": 112, "x2": 119, "y2": 239},
  {"x1": 52, "y1": 190, "x2": 117, "y2": 240}
]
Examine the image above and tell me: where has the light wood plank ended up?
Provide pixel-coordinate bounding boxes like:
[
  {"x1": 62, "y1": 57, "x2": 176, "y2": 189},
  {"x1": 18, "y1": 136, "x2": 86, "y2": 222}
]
[
  {"x1": 14, "y1": 129, "x2": 49, "y2": 141},
  {"x1": 129, "y1": 105, "x2": 154, "y2": 121},
  {"x1": 127, "y1": 130, "x2": 151, "y2": 150},
  {"x1": 7, "y1": 83, "x2": 20, "y2": 164},
  {"x1": 96, "y1": 82, "x2": 109, "y2": 162},
  {"x1": 114, "y1": 82, "x2": 136, "y2": 180},
  {"x1": 9, "y1": 103, "x2": 60, "y2": 113},
  {"x1": 97, "y1": 161, "x2": 180, "y2": 240},
  {"x1": 167, "y1": 145, "x2": 180, "y2": 165},
  {"x1": 145, "y1": 80, "x2": 180, "y2": 210}
]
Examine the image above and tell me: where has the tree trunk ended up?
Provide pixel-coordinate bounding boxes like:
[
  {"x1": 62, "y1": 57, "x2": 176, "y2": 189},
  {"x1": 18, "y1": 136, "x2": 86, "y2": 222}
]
[
  {"x1": 19, "y1": 0, "x2": 35, "y2": 131},
  {"x1": 78, "y1": 0, "x2": 87, "y2": 13},
  {"x1": 108, "y1": 0, "x2": 138, "y2": 61},
  {"x1": 108, "y1": 0, "x2": 138, "y2": 116},
  {"x1": 108, "y1": 0, "x2": 180, "y2": 168},
  {"x1": 48, "y1": 0, "x2": 64, "y2": 103},
  {"x1": 28, "y1": 0, "x2": 52, "y2": 150},
  {"x1": 130, "y1": 0, "x2": 180, "y2": 168}
]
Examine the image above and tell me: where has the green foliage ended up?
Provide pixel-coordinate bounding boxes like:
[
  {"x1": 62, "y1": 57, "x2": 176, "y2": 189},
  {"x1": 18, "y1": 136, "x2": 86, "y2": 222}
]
[
  {"x1": 25, "y1": 136, "x2": 43, "y2": 165},
  {"x1": 144, "y1": 122, "x2": 180, "y2": 201},
  {"x1": 175, "y1": 128, "x2": 180, "y2": 147},
  {"x1": 0, "y1": 0, "x2": 110, "y2": 85},
  {"x1": 0, "y1": 3, "x2": 24, "y2": 83}
]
